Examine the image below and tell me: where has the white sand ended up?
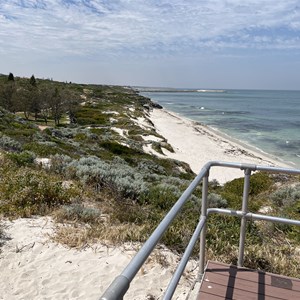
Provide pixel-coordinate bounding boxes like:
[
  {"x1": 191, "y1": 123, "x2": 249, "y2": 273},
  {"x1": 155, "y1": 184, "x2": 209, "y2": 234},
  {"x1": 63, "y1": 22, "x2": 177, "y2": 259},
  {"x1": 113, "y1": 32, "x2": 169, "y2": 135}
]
[
  {"x1": 142, "y1": 135, "x2": 163, "y2": 143},
  {"x1": 0, "y1": 217, "x2": 197, "y2": 300},
  {"x1": 111, "y1": 127, "x2": 128, "y2": 137},
  {"x1": 149, "y1": 108, "x2": 290, "y2": 184}
]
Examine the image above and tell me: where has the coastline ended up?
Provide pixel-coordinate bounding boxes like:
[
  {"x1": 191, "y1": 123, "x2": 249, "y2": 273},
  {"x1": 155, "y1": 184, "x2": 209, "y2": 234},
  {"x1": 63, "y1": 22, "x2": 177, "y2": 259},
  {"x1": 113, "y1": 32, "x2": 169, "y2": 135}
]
[{"x1": 149, "y1": 108, "x2": 292, "y2": 184}]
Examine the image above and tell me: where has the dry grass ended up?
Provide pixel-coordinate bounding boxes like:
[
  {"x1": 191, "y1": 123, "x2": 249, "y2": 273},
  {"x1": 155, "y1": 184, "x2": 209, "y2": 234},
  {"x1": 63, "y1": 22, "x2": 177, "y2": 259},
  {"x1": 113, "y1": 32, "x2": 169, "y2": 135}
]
[{"x1": 52, "y1": 222, "x2": 148, "y2": 249}]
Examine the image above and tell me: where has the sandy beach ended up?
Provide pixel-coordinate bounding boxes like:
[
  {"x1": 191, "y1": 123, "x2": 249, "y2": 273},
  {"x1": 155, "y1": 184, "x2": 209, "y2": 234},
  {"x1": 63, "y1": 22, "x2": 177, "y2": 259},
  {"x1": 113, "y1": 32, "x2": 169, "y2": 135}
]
[
  {"x1": 0, "y1": 217, "x2": 197, "y2": 300},
  {"x1": 149, "y1": 108, "x2": 290, "y2": 184}
]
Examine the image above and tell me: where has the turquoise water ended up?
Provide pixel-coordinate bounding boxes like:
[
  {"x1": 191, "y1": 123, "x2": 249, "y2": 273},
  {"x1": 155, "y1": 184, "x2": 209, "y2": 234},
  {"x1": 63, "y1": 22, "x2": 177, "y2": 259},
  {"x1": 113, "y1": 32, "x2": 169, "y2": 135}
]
[{"x1": 141, "y1": 89, "x2": 300, "y2": 168}]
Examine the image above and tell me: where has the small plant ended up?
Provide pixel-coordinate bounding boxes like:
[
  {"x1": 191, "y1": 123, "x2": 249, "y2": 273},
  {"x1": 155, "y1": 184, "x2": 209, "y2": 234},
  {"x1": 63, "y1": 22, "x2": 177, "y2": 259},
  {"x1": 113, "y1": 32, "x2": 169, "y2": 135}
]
[
  {"x1": 0, "y1": 167, "x2": 80, "y2": 217},
  {"x1": 137, "y1": 159, "x2": 166, "y2": 176},
  {"x1": 223, "y1": 172, "x2": 272, "y2": 197},
  {"x1": 6, "y1": 150, "x2": 36, "y2": 166},
  {"x1": 207, "y1": 193, "x2": 228, "y2": 208},
  {"x1": 270, "y1": 183, "x2": 300, "y2": 243},
  {"x1": 0, "y1": 134, "x2": 22, "y2": 152},
  {"x1": 50, "y1": 154, "x2": 73, "y2": 174},
  {"x1": 271, "y1": 184, "x2": 300, "y2": 208},
  {"x1": 23, "y1": 142, "x2": 59, "y2": 156},
  {"x1": 65, "y1": 156, "x2": 148, "y2": 199},
  {"x1": 55, "y1": 203, "x2": 102, "y2": 224},
  {"x1": 151, "y1": 142, "x2": 164, "y2": 155},
  {"x1": 141, "y1": 183, "x2": 181, "y2": 210}
]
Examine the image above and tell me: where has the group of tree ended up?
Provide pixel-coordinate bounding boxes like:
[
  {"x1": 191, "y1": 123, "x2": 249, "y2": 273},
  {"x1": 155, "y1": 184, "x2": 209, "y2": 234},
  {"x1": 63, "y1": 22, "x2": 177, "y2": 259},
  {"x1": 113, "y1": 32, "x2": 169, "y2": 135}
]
[{"x1": 0, "y1": 73, "x2": 81, "y2": 125}]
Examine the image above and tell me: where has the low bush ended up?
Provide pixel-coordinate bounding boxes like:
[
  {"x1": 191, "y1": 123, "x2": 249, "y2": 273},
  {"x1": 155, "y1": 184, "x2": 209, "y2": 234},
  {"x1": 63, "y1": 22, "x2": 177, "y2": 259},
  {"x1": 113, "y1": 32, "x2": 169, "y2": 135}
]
[
  {"x1": 6, "y1": 150, "x2": 36, "y2": 166},
  {"x1": 2, "y1": 128, "x2": 37, "y2": 139},
  {"x1": 141, "y1": 184, "x2": 181, "y2": 210},
  {"x1": 66, "y1": 156, "x2": 148, "y2": 200},
  {"x1": 55, "y1": 203, "x2": 102, "y2": 224},
  {"x1": 75, "y1": 107, "x2": 109, "y2": 125},
  {"x1": 222, "y1": 172, "x2": 272, "y2": 211},
  {"x1": 137, "y1": 159, "x2": 166, "y2": 176},
  {"x1": 151, "y1": 142, "x2": 164, "y2": 155},
  {"x1": 50, "y1": 154, "x2": 73, "y2": 174},
  {"x1": 100, "y1": 141, "x2": 142, "y2": 156},
  {"x1": 0, "y1": 167, "x2": 80, "y2": 217},
  {"x1": 0, "y1": 134, "x2": 22, "y2": 152},
  {"x1": 223, "y1": 172, "x2": 272, "y2": 197},
  {"x1": 271, "y1": 184, "x2": 300, "y2": 208},
  {"x1": 207, "y1": 193, "x2": 228, "y2": 208},
  {"x1": 23, "y1": 142, "x2": 60, "y2": 156},
  {"x1": 270, "y1": 184, "x2": 300, "y2": 242}
]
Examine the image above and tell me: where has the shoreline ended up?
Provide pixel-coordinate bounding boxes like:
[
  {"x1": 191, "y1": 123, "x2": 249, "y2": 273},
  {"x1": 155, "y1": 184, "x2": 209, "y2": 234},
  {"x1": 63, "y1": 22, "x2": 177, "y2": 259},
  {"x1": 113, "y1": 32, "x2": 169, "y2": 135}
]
[{"x1": 149, "y1": 108, "x2": 292, "y2": 184}]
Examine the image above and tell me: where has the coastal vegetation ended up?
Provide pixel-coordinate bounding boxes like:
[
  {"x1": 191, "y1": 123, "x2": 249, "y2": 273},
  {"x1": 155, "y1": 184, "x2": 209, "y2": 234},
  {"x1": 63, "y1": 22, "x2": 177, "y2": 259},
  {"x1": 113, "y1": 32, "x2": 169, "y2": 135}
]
[{"x1": 0, "y1": 73, "x2": 299, "y2": 278}]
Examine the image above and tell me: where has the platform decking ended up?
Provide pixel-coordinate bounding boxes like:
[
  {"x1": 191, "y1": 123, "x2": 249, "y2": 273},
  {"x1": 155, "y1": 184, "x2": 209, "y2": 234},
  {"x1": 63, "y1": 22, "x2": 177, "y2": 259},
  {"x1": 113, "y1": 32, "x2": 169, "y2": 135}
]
[{"x1": 197, "y1": 261, "x2": 300, "y2": 300}]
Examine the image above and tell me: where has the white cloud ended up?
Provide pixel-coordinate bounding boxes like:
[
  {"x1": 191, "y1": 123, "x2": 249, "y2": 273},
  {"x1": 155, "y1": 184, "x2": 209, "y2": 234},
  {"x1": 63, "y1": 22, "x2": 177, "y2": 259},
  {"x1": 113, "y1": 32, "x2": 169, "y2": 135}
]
[{"x1": 0, "y1": 0, "x2": 300, "y2": 58}]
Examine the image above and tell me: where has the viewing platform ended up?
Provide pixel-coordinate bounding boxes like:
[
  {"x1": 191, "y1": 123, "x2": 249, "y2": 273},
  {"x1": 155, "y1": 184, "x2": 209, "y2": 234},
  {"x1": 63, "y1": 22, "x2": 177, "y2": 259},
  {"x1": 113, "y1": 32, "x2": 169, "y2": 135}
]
[{"x1": 197, "y1": 261, "x2": 300, "y2": 300}]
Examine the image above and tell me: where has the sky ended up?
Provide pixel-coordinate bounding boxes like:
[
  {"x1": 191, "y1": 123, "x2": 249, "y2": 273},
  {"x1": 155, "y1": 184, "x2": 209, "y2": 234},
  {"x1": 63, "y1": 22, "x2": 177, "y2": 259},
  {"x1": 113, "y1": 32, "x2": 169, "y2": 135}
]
[{"x1": 1, "y1": 0, "x2": 300, "y2": 90}]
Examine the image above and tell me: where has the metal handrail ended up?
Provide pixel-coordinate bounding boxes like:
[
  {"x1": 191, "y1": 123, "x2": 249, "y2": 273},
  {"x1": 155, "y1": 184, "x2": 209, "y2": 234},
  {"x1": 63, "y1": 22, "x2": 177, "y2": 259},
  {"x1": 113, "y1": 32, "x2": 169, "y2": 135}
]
[{"x1": 100, "y1": 161, "x2": 300, "y2": 300}]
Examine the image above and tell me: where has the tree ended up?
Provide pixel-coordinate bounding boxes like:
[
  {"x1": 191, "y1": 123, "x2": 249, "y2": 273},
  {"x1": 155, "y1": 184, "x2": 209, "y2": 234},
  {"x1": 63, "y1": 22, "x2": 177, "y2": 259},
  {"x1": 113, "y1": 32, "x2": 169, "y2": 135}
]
[
  {"x1": 0, "y1": 80, "x2": 17, "y2": 112},
  {"x1": 16, "y1": 87, "x2": 31, "y2": 119},
  {"x1": 29, "y1": 74, "x2": 37, "y2": 87},
  {"x1": 8, "y1": 72, "x2": 14, "y2": 81},
  {"x1": 60, "y1": 87, "x2": 81, "y2": 124},
  {"x1": 51, "y1": 87, "x2": 64, "y2": 125},
  {"x1": 38, "y1": 86, "x2": 52, "y2": 125},
  {"x1": 14, "y1": 78, "x2": 40, "y2": 120},
  {"x1": 40, "y1": 86, "x2": 65, "y2": 126}
]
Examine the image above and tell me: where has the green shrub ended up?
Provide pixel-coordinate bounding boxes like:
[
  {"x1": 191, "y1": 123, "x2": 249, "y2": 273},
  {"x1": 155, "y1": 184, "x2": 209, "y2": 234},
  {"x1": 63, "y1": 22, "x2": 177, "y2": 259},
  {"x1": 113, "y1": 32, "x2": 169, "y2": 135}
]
[
  {"x1": 271, "y1": 184, "x2": 300, "y2": 208},
  {"x1": 224, "y1": 172, "x2": 272, "y2": 197},
  {"x1": 222, "y1": 172, "x2": 272, "y2": 210},
  {"x1": 100, "y1": 141, "x2": 141, "y2": 156},
  {"x1": 56, "y1": 203, "x2": 101, "y2": 224},
  {"x1": 137, "y1": 159, "x2": 166, "y2": 176},
  {"x1": 66, "y1": 156, "x2": 148, "y2": 199},
  {"x1": 3, "y1": 128, "x2": 37, "y2": 139},
  {"x1": 75, "y1": 108, "x2": 109, "y2": 125},
  {"x1": 207, "y1": 193, "x2": 228, "y2": 208},
  {"x1": 23, "y1": 142, "x2": 59, "y2": 156},
  {"x1": 151, "y1": 142, "x2": 164, "y2": 155},
  {"x1": 6, "y1": 151, "x2": 36, "y2": 166},
  {"x1": 249, "y1": 172, "x2": 273, "y2": 195},
  {"x1": 160, "y1": 210, "x2": 198, "y2": 253},
  {"x1": 50, "y1": 154, "x2": 73, "y2": 174},
  {"x1": 270, "y1": 184, "x2": 300, "y2": 243},
  {"x1": 142, "y1": 184, "x2": 181, "y2": 210},
  {"x1": 0, "y1": 167, "x2": 79, "y2": 217},
  {"x1": 0, "y1": 134, "x2": 22, "y2": 152}
]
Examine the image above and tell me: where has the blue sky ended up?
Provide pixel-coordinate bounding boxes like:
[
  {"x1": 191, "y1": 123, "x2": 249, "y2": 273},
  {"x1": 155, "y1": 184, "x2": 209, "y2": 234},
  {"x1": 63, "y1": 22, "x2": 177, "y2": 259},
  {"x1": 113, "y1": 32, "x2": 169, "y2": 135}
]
[{"x1": 1, "y1": 0, "x2": 300, "y2": 89}]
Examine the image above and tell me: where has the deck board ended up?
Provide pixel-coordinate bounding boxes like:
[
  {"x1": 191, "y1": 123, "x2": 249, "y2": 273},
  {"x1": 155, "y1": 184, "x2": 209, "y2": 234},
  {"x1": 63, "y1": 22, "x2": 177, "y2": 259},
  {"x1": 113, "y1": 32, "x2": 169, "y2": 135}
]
[{"x1": 197, "y1": 261, "x2": 300, "y2": 300}]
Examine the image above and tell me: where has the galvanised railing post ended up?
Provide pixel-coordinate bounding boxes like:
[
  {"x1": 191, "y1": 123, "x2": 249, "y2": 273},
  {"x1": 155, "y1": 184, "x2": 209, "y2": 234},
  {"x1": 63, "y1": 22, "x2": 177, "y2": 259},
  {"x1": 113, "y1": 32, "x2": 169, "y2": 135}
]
[
  {"x1": 238, "y1": 168, "x2": 252, "y2": 267},
  {"x1": 199, "y1": 171, "x2": 209, "y2": 275}
]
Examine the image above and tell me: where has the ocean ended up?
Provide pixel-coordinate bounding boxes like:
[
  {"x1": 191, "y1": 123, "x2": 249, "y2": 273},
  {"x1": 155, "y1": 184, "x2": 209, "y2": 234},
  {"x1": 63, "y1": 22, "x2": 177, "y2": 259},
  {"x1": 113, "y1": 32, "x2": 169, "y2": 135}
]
[{"x1": 140, "y1": 89, "x2": 300, "y2": 168}]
